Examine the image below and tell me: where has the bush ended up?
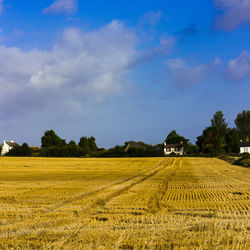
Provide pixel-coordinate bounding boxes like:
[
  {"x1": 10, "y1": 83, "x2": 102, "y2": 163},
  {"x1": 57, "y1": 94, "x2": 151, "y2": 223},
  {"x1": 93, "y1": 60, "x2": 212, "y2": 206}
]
[
  {"x1": 6, "y1": 143, "x2": 32, "y2": 157},
  {"x1": 234, "y1": 154, "x2": 250, "y2": 168}
]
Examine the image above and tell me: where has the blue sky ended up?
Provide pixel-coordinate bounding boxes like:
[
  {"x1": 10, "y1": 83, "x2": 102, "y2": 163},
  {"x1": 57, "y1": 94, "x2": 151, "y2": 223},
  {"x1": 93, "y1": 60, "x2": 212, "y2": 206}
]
[{"x1": 0, "y1": 0, "x2": 249, "y2": 147}]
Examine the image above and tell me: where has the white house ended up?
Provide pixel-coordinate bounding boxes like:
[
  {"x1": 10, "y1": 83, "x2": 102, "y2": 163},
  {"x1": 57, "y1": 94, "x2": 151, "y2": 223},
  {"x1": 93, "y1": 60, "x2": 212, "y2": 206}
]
[
  {"x1": 164, "y1": 142, "x2": 184, "y2": 156},
  {"x1": 240, "y1": 141, "x2": 250, "y2": 154},
  {"x1": 1, "y1": 140, "x2": 19, "y2": 155}
]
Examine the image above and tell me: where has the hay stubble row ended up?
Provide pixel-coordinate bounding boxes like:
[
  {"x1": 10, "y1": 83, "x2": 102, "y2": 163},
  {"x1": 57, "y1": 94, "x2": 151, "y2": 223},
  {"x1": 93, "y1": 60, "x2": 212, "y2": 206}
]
[{"x1": 0, "y1": 157, "x2": 249, "y2": 249}]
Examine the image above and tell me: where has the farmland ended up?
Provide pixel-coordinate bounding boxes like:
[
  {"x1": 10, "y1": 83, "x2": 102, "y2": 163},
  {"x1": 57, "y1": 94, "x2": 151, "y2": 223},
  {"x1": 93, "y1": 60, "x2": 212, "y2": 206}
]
[{"x1": 0, "y1": 157, "x2": 249, "y2": 249}]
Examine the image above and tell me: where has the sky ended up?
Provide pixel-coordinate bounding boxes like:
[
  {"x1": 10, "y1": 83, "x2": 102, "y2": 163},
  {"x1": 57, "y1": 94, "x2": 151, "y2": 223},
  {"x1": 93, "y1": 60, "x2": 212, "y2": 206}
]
[{"x1": 0, "y1": 0, "x2": 249, "y2": 148}]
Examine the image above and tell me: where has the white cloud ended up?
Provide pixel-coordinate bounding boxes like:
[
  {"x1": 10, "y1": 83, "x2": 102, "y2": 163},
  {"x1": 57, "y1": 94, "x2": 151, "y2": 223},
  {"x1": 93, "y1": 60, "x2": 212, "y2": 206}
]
[
  {"x1": 158, "y1": 36, "x2": 176, "y2": 53},
  {"x1": 142, "y1": 10, "x2": 163, "y2": 26},
  {"x1": 214, "y1": 0, "x2": 250, "y2": 31},
  {"x1": 223, "y1": 51, "x2": 250, "y2": 81},
  {"x1": 135, "y1": 36, "x2": 176, "y2": 65},
  {"x1": 0, "y1": 0, "x2": 4, "y2": 13},
  {"x1": 0, "y1": 21, "x2": 138, "y2": 116},
  {"x1": 43, "y1": 0, "x2": 78, "y2": 14},
  {"x1": 165, "y1": 58, "x2": 210, "y2": 87}
]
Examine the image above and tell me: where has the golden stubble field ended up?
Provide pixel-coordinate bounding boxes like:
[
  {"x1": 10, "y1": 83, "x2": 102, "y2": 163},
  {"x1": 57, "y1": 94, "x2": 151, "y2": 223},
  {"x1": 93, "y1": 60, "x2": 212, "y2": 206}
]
[{"x1": 0, "y1": 157, "x2": 249, "y2": 249}]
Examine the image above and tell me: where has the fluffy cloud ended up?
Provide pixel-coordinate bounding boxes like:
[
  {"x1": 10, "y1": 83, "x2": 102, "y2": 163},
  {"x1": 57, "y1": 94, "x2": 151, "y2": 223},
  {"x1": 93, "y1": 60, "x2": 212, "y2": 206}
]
[
  {"x1": 223, "y1": 51, "x2": 250, "y2": 81},
  {"x1": 0, "y1": 21, "x2": 138, "y2": 117},
  {"x1": 214, "y1": 0, "x2": 250, "y2": 31},
  {"x1": 135, "y1": 36, "x2": 176, "y2": 65},
  {"x1": 43, "y1": 0, "x2": 78, "y2": 14},
  {"x1": 165, "y1": 58, "x2": 210, "y2": 87}
]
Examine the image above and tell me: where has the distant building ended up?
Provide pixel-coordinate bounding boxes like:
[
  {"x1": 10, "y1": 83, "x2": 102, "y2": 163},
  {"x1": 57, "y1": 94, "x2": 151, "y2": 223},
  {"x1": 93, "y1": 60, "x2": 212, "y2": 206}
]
[
  {"x1": 124, "y1": 141, "x2": 145, "y2": 152},
  {"x1": 1, "y1": 140, "x2": 19, "y2": 155},
  {"x1": 29, "y1": 146, "x2": 40, "y2": 153},
  {"x1": 240, "y1": 141, "x2": 250, "y2": 154},
  {"x1": 163, "y1": 142, "x2": 184, "y2": 156}
]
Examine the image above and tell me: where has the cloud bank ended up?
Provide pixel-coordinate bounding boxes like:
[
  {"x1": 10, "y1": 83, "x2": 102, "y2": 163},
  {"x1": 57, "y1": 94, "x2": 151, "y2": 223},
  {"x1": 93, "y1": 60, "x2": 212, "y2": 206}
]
[
  {"x1": 43, "y1": 0, "x2": 78, "y2": 14},
  {"x1": 214, "y1": 0, "x2": 250, "y2": 31},
  {"x1": 0, "y1": 21, "x2": 138, "y2": 117},
  {"x1": 165, "y1": 58, "x2": 210, "y2": 87},
  {"x1": 223, "y1": 51, "x2": 250, "y2": 81}
]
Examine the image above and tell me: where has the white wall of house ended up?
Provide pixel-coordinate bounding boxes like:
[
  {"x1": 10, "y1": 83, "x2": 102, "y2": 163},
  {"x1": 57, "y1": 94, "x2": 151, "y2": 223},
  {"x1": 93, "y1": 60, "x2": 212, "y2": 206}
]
[
  {"x1": 1, "y1": 141, "x2": 13, "y2": 155},
  {"x1": 240, "y1": 147, "x2": 250, "y2": 154},
  {"x1": 163, "y1": 142, "x2": 184, "y2": 156}
]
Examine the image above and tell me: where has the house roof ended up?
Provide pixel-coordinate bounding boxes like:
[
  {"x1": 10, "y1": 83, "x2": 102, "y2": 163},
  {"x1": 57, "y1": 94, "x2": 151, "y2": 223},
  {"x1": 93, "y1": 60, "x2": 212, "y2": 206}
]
[
  {"x1": 1, "y1": 141, "x2": 19, "y2": 147},
  {"x1": 164, "y1": 144, "x2": 183, "y2": 148},
  {"x1": 240, "y1": 142, "x2": 250, "y2": 147},
  {"x1": 128, "y1": 141, "x2": 144, "y2": 147},
  {"x1": 6, "y1": 141, "x2": 19, "y2": 147},
  {"x1": 30, "y1": 146, "x2": 40, "y2": 151},
  {"x1": 124, "y1": 141, "x2": 145, "y2": 152}
]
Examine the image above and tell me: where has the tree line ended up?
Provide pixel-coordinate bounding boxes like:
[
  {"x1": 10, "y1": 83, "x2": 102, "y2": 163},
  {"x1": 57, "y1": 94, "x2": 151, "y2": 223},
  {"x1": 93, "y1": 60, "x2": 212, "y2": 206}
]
[
  {"x1": 3, "y1": 110, "x2": 249, "y2": 158},
  {"x1": 39, "y1": 130, "x2": 99, "y2": 157},
  {"x1": 4, "y1": 129, "x2": 163, "y2": 157},
  {"x1": 196, "y1": 110, "x2": 249, "y2": 154}
]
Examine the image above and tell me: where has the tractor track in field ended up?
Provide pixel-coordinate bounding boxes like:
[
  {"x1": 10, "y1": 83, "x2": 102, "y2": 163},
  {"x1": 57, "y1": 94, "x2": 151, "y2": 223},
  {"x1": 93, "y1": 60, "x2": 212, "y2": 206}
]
[
  {"x1": 146, "y1": 159, "x2": 180, "y2": 213},
  {"x1": 0, "y1": 158, "x2": 169, "y2": 240},
  {"x1": 88, "y1": 159, "x2": 175, "y2": 211},
  {"x1": 48, "y1": 158, "x2": 175, "y2": 249},
  {"x1": 36, "y1": 158, "x2": 166, "y2": 214}
]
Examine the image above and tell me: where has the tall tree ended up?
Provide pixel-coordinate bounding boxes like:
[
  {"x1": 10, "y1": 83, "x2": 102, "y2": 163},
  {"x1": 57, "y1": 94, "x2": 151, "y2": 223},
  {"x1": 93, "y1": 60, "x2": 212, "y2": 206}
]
[
  {"x1": 211, "y1": 111, "x2": 228, "y2": 135},
  {"x1": 41, "y1": 130, "x2": 66, "y2": 148},
  {"x1": 202, "y1": 126, "x2": 215, "y2": 153},
  {"x1": 78, "y1": 136, "x2": 90, "y2": 155},
  {"x1": 89, "y1": 136, "x2": 98, "y2": 152},
  {"x1": 196, "y1": 135, "x2": 203, "y2": 152},
  {"x1": 196, "y1": 111, "x2": 228, "y2": 154},
  {"x1": 235, "y1": 110, "x2": 250, "y2": 140},
  {"x1": 225, "y1": 128, "x2": 240, "y2": 153},
  {"x1": 210, "y1": 111, "x2": 227, "y2": 153}
]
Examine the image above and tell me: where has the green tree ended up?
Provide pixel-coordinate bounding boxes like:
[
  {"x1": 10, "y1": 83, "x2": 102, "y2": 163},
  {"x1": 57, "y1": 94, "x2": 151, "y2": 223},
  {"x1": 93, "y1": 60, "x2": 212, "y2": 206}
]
[
  {"x1": 196, "y1": 135, "x2": 203, "y2": 152},
  {"x1": 78, "y1": 137, "x2": 90, "y2": 155},
  {"x1": 235, "y1": 110, "x2": 250, "y2": 140},
  {"x1": 211, "y1": 111, "x2": 228, "y2": 134},
  {"x1": 211, "y1": 111, "x2": 227, "y2": 153},
  {"x1": 6, "y1": 146, "x2": 20, "y2": 156},
  {"x1": 225, "y1": 128, "x2": 240, "y2": 153},
  {"x1": 20, "y1": 143, "x2": 32, "y2": 156},
  {"x1": 41, "y1": 130, "x2": 66, "y2": 148},
  {"x1": 89, "y1": 136, "x2": 98, "y2": 152},
  {"x1": 209, "y1": 111, "x2": 227, "y2": 153},
  {"x1": 196, "y1": 111, "x2": 228, "y2": 154},
  {"x1": 67, "y1": 140, "x2": 80, "y2": 157},
  {"x1": 186, "y1": 144, "x2": 199, "y2": 154},
  {"x1": 201, "y1": 126, "x2": 215, "y2": 153},
  {"x1": 7, "y1": 143, "x2": 32, "y2": 156},
  {"x1": 68, "y1": 140, "x2": 77, "y2": 146},
  {"x1": 165, "y1": 130, "x2": 189, "y2": 144}
]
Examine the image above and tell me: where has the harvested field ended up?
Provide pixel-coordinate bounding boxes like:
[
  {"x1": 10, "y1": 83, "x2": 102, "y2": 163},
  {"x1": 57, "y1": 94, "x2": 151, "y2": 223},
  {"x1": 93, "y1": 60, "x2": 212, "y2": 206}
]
[{"x1": 0, "y1": 157, "x2": 249, "y2": 249}]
